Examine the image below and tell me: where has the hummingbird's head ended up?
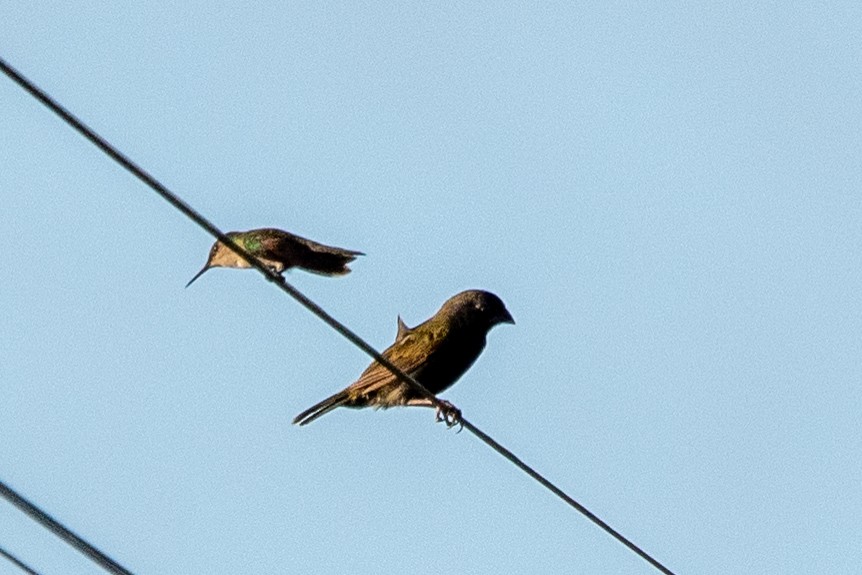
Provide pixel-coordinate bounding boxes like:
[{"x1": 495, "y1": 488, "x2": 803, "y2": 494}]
[{"x1": 185, "y1": 234, "x2": 243, "y2": 288}]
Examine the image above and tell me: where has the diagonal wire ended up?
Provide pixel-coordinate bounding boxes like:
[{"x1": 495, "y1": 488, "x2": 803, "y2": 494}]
[
  {"x1": 0, "y1": 56, "x2": 677, "y2": 575},
  {"x1": 0, "y1": 545, "x2": 43, "y2": 575},
  {"x1": 0, "y1": 479, "x2": 133, "y2": 575}
]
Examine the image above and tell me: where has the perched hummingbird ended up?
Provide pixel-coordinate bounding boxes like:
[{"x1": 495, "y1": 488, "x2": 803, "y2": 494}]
[
  {"x1": 293, "y1": 290, "x2": 514, "y2": 427},
  {"x1": 186, "y1": 228, "x2": 363, "y2": 287}
]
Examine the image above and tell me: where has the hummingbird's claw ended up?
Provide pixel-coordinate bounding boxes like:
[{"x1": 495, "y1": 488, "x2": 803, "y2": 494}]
[
  {"x1": 435, "y1": 400, "x2": 463, "y2": 431},
  {"x1": 264, "y1": 269, "x2": 286, "y2": 285}
]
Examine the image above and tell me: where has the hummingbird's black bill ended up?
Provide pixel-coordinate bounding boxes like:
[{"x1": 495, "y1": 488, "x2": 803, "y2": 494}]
[{"x1": 185, "y1": 265, "x2": 210, "y2": 288}]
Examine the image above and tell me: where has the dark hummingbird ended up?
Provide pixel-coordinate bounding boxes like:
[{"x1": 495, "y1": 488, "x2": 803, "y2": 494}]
[
  {"x1": 293, "y1": 290, "x2": 514, "y2": 426},
  {"x1": 186, "y1": 228, "x2": 363, "y2": 287}
]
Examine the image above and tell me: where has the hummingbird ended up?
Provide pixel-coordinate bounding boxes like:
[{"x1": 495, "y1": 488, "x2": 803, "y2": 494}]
[
  {"x1": 293, "y1": 290, "x2": 514, "y2": 427},
  {"x1": 186, "y1": 228, "x2": 363, "y2": 287}
]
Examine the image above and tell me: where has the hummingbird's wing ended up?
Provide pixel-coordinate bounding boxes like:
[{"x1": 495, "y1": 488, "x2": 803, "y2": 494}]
[
  {"x1": 236, "y1": 228, "x2": 311, "y2": 267},
  {"x1": 249, "y1": 229, "x2": 294, "y2": 259},
  {"x1": 271, "y1": 230, "x2": 364, "y2": 276}
]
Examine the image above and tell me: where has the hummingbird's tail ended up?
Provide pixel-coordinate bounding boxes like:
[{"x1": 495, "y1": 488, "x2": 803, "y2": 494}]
[
  {"x1": 293, "y1": 390, "x2": 351, "y2": 426},
  {"x1": 303, "y1": 248, "x2": 364, "y2": 276}
]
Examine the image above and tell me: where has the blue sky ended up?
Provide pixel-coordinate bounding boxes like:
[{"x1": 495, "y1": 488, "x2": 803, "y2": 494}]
[{"x1": 2, "y1": 2, "x2": 861, "y2": 574}]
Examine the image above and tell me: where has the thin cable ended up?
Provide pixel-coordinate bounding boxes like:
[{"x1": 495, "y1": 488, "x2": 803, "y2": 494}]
[
  {"x1": 0, "y1": 480, "x2": 133, "y2": 575},
  {"x1": 461, "y1": 421, "x2": 673, "y2": 573},
  {"x1": 1, "y1": 56, "x2": 677, "y2": 575},
  {"x1": 0, "y1": 56, "x2": 447, "y2": 412},
  {"x1": 0, "y1": 546, "x2": 42, "y2": 575}
]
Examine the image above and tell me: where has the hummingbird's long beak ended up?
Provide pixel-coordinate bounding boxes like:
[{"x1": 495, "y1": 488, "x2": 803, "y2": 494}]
[{"x1": 185, "y1": 265, "x2": 210, "y2": 288}]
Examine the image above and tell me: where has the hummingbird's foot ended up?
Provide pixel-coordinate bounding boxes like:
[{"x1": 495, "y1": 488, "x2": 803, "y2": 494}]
[
  {"x1": 435, "y1": 400, "x2": 463, "y2": 431},
  {"x1": 267, "y1": 270, "x2": 285, "y2": 284}
]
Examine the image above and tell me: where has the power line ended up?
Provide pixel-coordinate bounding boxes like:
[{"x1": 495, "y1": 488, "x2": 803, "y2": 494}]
[
  {"x1": 0, "y1": 479, "x2": 133, "y2": 575},
  {"x1": 0, "y1": 545, "x2": 42, "y2": 575},
  {"x1": 0, "y1": 56, "x2": 677, "y2": 575}
]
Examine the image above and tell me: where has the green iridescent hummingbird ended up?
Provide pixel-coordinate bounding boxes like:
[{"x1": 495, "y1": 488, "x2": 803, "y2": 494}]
[{"x1": 186, "y1": 228, "x2": 363, "y2": 287}]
